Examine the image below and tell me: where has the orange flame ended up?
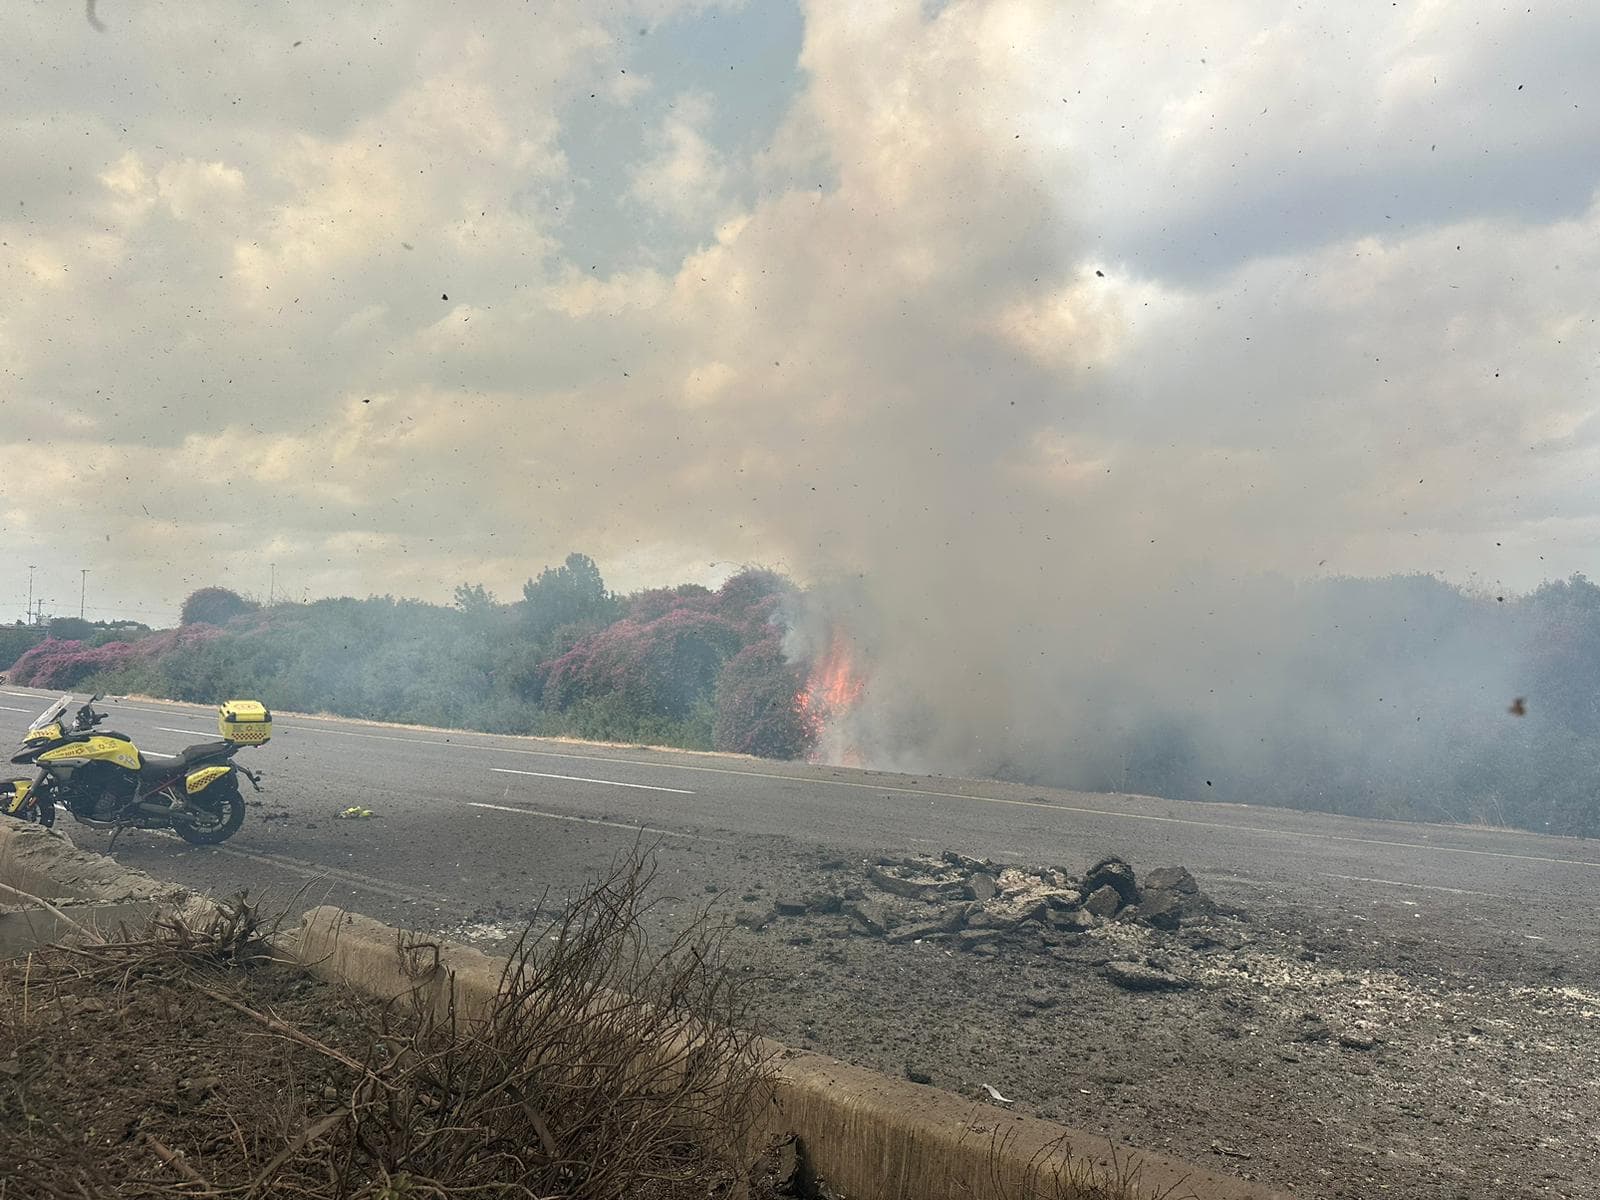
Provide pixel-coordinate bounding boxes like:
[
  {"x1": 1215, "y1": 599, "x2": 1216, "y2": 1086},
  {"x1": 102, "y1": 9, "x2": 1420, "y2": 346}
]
[{"x1": 796, "y1": 630, "x2": 867, "y2": 763}]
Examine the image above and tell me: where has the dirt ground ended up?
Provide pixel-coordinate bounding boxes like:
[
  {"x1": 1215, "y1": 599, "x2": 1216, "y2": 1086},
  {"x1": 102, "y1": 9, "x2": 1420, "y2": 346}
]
[
  {"x1": 0, "y1": 948, "x2": 382, "y2": 1197},
  {"x1": 0, "y1": 912, "x2": 791, "y2": 1200},
  {"x1": 450, "y1": 842, "x2": 1600, "y2": 1200}
]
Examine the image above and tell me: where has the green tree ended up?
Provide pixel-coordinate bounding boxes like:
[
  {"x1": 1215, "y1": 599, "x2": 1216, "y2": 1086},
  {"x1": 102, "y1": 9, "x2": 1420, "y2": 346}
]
[
  {"x1": 45, "y1": 617, "x2": 93, "y2": 641},
  {"x1": 0, "y1": 625, "x2": 45, "y2": 671},
  {"x1": 181, "y1": 586, "x2": 260, "y2": 628},
  {"x1": 452, "y1": 582, "x2": 496, "y2": 614},
  {"x1": 520, "y1": 554, "x2": 617, "y2": 645}
]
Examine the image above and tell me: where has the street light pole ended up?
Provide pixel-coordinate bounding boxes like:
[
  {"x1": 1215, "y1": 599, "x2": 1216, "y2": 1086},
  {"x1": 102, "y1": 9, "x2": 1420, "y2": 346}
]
[
  {"x1": 80, "y1": 570, "x2": 89, "y2": 620},
  {"x1": 27, "y1": 565, "x2": 35, "y2": 625}
]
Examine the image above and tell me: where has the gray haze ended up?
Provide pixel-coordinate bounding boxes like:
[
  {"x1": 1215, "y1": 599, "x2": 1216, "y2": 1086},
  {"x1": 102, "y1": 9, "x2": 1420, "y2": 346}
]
[{"x1": 3, "y1": 2, "x2": 1599, "y2": 783}]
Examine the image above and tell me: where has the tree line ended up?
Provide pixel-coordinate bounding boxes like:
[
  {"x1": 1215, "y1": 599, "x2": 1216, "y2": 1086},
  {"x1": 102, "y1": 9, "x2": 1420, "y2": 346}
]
[{"x1": 3, "y1": 559, "x2": 1598, "y2": 837}]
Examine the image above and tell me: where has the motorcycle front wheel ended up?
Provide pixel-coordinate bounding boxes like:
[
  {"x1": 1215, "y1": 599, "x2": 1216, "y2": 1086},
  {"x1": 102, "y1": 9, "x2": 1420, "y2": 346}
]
[
  {"x1": 175, "y1": 783, "x2": 245, "y2": 845},
  {"x1": 0, "y1": 779, "x2": 50, "y2": 828}
]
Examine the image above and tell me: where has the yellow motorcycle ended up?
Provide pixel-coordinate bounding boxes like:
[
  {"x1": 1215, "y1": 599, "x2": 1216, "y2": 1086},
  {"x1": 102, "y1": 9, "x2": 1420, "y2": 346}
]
[{"x1": 2, "y1": 695, "x2": 269, "y2": 845}]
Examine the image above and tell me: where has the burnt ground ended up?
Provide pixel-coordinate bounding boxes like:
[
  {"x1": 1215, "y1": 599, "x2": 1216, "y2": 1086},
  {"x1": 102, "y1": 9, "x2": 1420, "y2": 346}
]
[
  {"x1": 22, "y1": 691, "x2": 1597, "y2": 1200},
  {"x1": 449, "y1": 843, "x2": 1600, "y2": 1200}
]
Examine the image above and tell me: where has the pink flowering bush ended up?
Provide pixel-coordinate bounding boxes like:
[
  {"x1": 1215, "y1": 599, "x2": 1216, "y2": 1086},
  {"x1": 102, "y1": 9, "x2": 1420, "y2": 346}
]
[
  {"x1": 711, "y1": 635, "x2": 814, "y2": 758},
  {"x1": 8, "y1": 627, "x2": 222, "y2": 690},
  {"x1": 545, "y1": 609, "x2": 743, "y2": 721},
  {"x1": 543, "y1": 570, "x2": 799, "y2": 737}
]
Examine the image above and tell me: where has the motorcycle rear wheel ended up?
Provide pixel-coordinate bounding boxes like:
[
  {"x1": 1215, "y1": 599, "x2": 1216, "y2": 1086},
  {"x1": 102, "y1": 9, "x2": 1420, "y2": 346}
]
[{"x1": 175, "y1": 783, "x2": 245, "y2": 845}]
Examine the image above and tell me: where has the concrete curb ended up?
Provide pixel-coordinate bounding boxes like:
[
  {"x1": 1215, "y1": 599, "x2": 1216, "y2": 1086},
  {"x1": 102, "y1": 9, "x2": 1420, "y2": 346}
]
[
  {"x1": 287, "y1": 905, "x2": 1293, "y2": 1200},
  {"x1": 0, "y1": 823, "x2": 217, "y2": 957},
  {"x1": 0, "y1": 822, "x2": 187, "y2": 903}
]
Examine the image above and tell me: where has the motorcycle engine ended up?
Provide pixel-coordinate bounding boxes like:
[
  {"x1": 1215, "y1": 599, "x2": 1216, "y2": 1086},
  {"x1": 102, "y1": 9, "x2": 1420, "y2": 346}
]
[{"x1": 68, "y1": 761, "x2": 138, "y2": 820}]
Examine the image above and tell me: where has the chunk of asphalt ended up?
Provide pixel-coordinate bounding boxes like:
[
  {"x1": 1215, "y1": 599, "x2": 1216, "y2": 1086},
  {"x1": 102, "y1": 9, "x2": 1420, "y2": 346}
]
[
  {"x1": 1102, "y1": 961, "x2": 1196, "y2": 992},
  {"x1": 865, "y1": 865, "x2": 938, "y2": 900},
  {"x1": 1083, "y1": 884, "x2": 1122, "y2": 918},
  {"x1": 846, "y1": 899, "x2": 889, "y2": 937},
  {"x1": 963, "y1": 872, "x2": 999, "y2": 901},
  {"x1": 891, "y1": 901, "x2": 971, "y2": 942},
  {"x1": 1048, "y1": 907, "x2": 1097, "y2": 932},
  {"x1": 1084, "y1": 857, "x2": 1141, "y2": 906},
  {"x1": 1144, "y1": 865, "x2": 1200, "y2": 895},
  {"x1": 735, "y1": 906, "x2": 778, "y2": 932},
  {"x1": 942, "y1": 850, "x2": 993, "y2": 873},
  {"x1": 1135, "y1": 888, "x2": 1184, "y2": 931}
]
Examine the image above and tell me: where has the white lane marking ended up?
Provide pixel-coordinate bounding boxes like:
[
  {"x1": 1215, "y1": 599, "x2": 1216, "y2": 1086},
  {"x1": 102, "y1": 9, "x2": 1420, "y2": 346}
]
[
  {"x1": 282, "y1": 725, "x2": 1600, "y2": 871},
  {"x1": 28, "y1": 693, "x2": 1598, "y2": 875},
  {"x1": 490, "y1": 767, "x2": 694, "y2": 795},
  {"x1": 1321, "y1": 873, "x2": 1505, "y2": 899},
  {"x1": 157, "y1": 727, "x2": 216, "y2": 738},
  {"x1": 0, "y1": 706, "x2": 29, "y2": 712},
  {"x1": 1, "y1": 691, "x2": 39, "y2": 698},
  {"x1": 466, "y1": 802, "x2": 706, "y2": 839}
]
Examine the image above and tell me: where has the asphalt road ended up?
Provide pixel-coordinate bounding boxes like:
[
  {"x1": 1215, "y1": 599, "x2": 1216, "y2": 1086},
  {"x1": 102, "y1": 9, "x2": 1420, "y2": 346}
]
[
  {"x1": 3, "y1": 683, "x2": 1596, "y2": 948},
  {"x1": 9, "y1": 685, "x2": 1599, "y2": 1199}
]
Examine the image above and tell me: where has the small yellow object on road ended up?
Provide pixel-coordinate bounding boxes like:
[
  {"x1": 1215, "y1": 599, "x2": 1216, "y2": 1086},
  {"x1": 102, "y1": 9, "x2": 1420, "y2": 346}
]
[{"x1": 336, "y1": 806, "x2": 375, "y2": 820}]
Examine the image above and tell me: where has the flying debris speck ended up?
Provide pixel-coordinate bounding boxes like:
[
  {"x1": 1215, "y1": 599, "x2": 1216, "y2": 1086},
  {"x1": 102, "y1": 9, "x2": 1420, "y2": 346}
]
[{"x1": 1509, "y1": 698, "x2": 1527, "y2": 717}]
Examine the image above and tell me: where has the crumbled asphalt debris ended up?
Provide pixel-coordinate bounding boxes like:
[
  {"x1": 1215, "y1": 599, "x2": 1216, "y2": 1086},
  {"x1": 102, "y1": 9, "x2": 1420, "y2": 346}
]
[{"x1": 748, "y1": 852, "x2": 1223, "y2": 967}]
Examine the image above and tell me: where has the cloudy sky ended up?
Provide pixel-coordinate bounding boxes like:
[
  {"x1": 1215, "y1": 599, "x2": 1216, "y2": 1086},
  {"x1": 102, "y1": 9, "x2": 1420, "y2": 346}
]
[{"x1": 3, "y1": 0, "x2": 1598, "y2": 627}]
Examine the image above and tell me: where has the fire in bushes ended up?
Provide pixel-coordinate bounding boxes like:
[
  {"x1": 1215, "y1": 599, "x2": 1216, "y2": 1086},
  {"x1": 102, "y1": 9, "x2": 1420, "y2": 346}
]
[
  {"x1": 509, "y1": 569, "x2": 872, "y2": 763},
  {"x1": 795, "y1": 630, "x2": 869, "y2": 765}
]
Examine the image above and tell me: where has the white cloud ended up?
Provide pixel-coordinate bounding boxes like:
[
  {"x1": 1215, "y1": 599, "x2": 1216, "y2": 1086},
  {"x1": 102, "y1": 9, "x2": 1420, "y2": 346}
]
[
  {"x1": 628, "y1": 93, "x2": 730, "y2": 225},
  {"x1": 0, "y1": 0, "x2": 1597, "y2": 653}
]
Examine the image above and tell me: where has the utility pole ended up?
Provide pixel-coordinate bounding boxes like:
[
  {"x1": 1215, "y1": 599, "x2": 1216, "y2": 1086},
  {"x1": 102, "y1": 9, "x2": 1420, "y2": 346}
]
[
  {"x1": 79, "y1": 569, "x2": 89, "y2": 620},
  {"x1": 26, "y1": 565, "x2": 35, "y2": 625},
  {"x1": 269, "y1": 562, "x2": 275, "y2": 607}
]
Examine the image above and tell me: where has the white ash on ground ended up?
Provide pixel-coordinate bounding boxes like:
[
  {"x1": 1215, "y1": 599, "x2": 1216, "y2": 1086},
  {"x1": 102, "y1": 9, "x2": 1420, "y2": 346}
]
[{"x1": 740, "y1": 851, "x2": 1229, "y2": 986}]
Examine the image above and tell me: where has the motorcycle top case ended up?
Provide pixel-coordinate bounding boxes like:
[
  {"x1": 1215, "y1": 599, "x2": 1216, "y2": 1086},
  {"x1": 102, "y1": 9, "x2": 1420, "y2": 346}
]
[{"x1": 218, "y1": 700, "x2": 272, "y2": 745}]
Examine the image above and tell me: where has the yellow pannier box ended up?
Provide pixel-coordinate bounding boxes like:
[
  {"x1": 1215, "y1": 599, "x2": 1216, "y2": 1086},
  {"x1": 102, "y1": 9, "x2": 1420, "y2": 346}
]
[{"x1": 218, "y1": 700, "x2": 272, "y2": 745}]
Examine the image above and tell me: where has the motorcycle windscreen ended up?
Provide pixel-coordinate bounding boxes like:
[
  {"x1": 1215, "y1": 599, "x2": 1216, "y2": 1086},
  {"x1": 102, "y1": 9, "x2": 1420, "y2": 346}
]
[{"x1": 29, "y1": 697, "x2": 71, "y2": 733}]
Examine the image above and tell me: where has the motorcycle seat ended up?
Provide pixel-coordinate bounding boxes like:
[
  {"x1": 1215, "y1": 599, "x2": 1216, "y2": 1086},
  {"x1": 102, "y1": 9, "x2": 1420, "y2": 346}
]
[{"x1": 141, "y1": 741, "x2": 234, "y2": 775}]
